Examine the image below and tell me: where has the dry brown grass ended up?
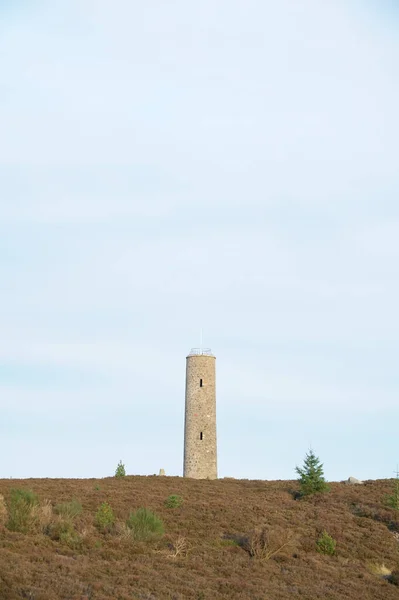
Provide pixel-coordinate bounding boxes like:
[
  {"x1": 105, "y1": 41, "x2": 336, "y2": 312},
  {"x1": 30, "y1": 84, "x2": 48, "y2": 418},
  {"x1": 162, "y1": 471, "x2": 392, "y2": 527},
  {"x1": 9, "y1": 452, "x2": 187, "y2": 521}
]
[
  {"x1": 31, "y1": 498, "x2": 53, "y2": 532},
  {"x1": 0, "y1": 493, "x2": 7, "y2": 526},
  {"x1": 243, "y1": 526, "x2": 297, "y2": 561},
  {"x1": 0, "y1": 477, "x2": 398, "y2": 599},
  {"x1": 367, "y1": 562, "x2": 392, "y2": 577}
]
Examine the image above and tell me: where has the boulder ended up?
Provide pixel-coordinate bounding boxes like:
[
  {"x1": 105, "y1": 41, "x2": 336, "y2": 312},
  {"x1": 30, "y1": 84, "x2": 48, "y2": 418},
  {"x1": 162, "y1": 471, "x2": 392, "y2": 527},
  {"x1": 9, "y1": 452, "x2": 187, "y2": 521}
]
[{"x1": 347, "y1": 476, "x2": 363, "y2": 485}]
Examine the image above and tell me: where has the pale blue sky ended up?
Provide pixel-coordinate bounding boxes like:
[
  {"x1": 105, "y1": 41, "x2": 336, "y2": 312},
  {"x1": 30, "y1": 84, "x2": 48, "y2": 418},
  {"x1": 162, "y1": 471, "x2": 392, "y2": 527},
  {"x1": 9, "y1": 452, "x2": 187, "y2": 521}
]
[{"x1": 1, "y1": 1, "x2": 398, "y2": 480}]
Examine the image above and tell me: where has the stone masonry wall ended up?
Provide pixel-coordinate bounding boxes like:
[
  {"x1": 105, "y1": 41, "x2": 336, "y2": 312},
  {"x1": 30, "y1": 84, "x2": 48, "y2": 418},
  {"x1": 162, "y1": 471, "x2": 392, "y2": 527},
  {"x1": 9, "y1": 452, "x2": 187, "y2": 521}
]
[{"x1": 183, "y1": 354, "x2": 217, "y2": 479}]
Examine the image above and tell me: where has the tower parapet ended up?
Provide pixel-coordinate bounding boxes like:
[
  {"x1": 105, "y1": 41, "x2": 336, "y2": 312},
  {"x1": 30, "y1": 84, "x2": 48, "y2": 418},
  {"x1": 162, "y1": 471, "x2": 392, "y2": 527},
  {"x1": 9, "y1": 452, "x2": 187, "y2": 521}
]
[{"x1": 187, "y1": 348, "x2": 214, "y2": 357}]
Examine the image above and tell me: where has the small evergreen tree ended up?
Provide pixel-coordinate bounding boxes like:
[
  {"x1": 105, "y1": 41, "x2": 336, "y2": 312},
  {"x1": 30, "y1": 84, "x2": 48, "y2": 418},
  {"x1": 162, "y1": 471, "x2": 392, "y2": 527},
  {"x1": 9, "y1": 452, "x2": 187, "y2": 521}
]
[
  {"x1": 115, "y1": 460, "x2": 126, "y2": 478},
  {"x1": 295, "y1": 449, "x2": 329, "y2": 497},
  {"x1": 386, "y1": 468, "x2": 399, "y2": 511},
  {"x1": 316, "y1": 530, "x2": 336, "y2": 555},
  {"x1": 95, "y1": 502, "x2": 115, "y2": 532},
  {"x1": 164, "y1": 494, "x2": 183, "y2": 509}
]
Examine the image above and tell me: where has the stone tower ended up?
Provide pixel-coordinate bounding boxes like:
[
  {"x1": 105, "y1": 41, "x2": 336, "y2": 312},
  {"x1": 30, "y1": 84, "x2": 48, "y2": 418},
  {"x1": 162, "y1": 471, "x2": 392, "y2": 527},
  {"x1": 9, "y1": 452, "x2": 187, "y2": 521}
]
[{"x1": 183, "y1": 348, "x2": 217, "y2": 479}]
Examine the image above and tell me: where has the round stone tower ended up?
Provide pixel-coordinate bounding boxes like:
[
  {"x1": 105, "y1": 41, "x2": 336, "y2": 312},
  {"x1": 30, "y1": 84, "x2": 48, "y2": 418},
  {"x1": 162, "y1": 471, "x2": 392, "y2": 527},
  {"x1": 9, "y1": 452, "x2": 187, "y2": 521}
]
[{"x1": 183, "y1": 348, "x2": 217, "y2": 479}]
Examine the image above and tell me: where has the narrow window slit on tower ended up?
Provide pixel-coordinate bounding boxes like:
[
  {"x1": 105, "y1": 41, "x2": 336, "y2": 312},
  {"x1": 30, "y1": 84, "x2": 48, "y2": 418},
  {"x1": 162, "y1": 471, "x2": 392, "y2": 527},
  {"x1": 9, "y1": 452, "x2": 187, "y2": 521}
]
[
  {"x1": 200, "y1": 432, "x2": 203, "y2": 440},
  {"x1": 200, "y1": 379, "x2": 203, "y2": 387}
]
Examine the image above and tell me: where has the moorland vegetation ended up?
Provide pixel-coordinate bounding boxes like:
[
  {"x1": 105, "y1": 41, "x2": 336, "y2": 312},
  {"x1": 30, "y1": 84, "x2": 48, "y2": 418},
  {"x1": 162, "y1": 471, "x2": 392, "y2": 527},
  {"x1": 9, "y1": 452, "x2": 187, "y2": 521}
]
[{"x1": 0, "y1": 458, "x2": 399, "y2": 599}]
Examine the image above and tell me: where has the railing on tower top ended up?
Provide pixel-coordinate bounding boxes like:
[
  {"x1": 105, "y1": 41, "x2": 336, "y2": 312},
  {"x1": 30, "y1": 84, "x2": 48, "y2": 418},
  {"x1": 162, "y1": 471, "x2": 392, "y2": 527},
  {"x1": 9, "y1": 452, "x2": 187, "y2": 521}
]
[{"x1": 188, "y1": 348, "x2": 214, "y2": 356}]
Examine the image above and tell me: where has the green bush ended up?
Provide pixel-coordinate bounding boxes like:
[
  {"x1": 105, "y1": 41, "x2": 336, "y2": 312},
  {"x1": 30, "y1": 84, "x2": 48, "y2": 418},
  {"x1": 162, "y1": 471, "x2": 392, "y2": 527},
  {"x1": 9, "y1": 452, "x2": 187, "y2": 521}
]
[
  {"x1": 126, "y1": 508, "x2": 164, "y2": 541},
  {"x1": 54, "y1": 499, "x2": 82, "y2": 520},
  {"x1": 316, "y1": 530, "x2": 336, "y2": 556},
  {"x1": 295, "y1": 449, "x2": 330, "y2": 497},
  {"x1": 6, "y1": 489, "x2": 39, "y2": 533},
  {"x1": 386, "y1": 473, "x2": 399, "y2": 511},
  {"x1": 95, "y1": 502, "x2": 115, "y2": 533},
  {"x1": 164, "y1": 494, "x2": 183, "y2": 509},
  {"x1": 115, "y1": 460, "x2": 126, "y2": 477},
  {"x1": 49, "y1": 520, "x2": 82, "y2": 549}
]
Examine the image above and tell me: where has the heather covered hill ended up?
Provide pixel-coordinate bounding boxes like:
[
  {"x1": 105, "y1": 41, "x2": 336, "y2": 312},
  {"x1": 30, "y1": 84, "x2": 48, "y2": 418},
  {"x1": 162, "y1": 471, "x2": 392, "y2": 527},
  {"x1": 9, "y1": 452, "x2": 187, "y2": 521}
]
[{"x1": 0, "y1": 476, "x2": 398, "y2": 599}]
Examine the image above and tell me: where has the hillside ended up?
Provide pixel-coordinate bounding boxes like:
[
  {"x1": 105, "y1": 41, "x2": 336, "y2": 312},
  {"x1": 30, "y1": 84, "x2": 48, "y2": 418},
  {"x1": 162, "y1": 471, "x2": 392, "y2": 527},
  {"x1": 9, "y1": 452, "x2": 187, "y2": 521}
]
[{"x1": 0, "y1": 476, "x2": 398, "y2": 599}]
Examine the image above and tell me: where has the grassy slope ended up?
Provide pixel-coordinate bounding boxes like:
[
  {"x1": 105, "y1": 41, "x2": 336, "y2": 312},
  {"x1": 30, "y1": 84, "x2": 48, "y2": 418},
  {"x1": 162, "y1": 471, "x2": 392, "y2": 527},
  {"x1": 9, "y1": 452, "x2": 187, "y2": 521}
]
[{"x1": 0, "y1": 476, "x2": 398, "y2": 600}]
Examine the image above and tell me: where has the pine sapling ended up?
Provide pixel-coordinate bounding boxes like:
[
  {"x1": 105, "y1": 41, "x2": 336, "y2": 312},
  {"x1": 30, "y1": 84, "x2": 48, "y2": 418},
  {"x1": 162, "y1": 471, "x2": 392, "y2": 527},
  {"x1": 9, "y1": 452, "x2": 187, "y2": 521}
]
[
  {"x1": 295, "y1": 449, "x2": 330, "y2": 497},
  {"x1": 386, "y1": 468, "x2": 399, "y2": 511},
  {"x1": 316, "y1": 530, "x2": 336, "y2": 555},
  {"x1": 115, "y1": 460, "x2": 126, "y2": 478}
]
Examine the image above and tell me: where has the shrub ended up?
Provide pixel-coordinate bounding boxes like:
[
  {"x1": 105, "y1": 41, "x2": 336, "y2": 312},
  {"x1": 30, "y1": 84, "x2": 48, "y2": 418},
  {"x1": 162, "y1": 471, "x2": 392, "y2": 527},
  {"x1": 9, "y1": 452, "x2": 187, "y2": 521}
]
[
  {"x1": 115, "y1": 460, "x2": 126, "y2": 477},
  {"x1": 164, "y1": 494, "x2": 183, "y2": 509},
  {"x1": 6, "y1": 489, "x2": 39, "y2": 533},
  {"x1": 295, "y1": 449, "x2": 330, "y2": 497},
  {"x1": 388, "y1": 570, "x2": 399, "y2": 586},
  {"x1": 386, "y1": 473, "x2": 399, "y2": 511},
  {"x1": 54, "y1": 499, "x2": 82, "y2": 520},
  {"x1": 95, "y1": 502, "x2": 115, "y2": 533},
  {"x1": 126, "y1": 508, "x2": 164, "y2": 541},
  {"x1": 316, "y1": 530, "x2": 336, "y2": 556},
  {"x1": 49, "y1": 520, "x2": 82, "y2": 549}
]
